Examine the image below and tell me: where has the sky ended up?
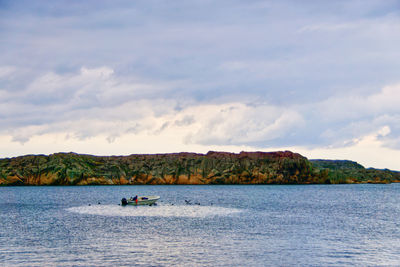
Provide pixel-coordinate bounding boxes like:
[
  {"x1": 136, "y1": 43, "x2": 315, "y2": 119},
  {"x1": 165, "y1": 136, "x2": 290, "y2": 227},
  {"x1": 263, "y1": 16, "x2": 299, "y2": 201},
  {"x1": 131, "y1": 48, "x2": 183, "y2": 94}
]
[{"x1": 1, "y1": 0, "x2": 400, "y2": 169}]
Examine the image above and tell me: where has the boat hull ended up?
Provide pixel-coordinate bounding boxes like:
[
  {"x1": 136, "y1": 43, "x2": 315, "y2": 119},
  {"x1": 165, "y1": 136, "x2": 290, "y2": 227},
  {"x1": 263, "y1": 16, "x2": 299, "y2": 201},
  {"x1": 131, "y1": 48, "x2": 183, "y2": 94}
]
[{"x1": 122, "y1": 196, "x2": 160, "y2": 206}]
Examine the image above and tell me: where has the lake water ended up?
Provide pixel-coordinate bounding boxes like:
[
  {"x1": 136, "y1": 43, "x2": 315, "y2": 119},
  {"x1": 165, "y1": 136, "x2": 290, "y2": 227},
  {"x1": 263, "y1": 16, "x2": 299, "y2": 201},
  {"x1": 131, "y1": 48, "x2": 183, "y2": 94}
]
[{"x1": 1, "y1": 184, "x2": 399, "y2": 266}]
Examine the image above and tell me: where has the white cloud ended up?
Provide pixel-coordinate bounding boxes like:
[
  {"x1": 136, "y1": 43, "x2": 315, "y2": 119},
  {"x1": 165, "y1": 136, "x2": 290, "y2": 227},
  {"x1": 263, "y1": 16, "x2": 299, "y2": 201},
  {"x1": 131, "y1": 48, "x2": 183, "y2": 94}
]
[
  {"x1": 80, "y1": 66, "x2": 114, "y2": 77},
  {"x1": 377, "y1": 125, "x2": 391, "y2": 137},
  {"x1": 300, "y1": 82, "x2": 400, "y2": 148},
  {"x1": 181, "y1": 103, "x2": 304, "y2": 145},
  {"x1": 0, "y1": 66, "x2": 16, "y2": 79},
  {"x1": 298, "y1": 22, "x2": 359, "y2": 33},
  {"x1": 2, "y1": 65, "x2": 400, "y2": 154},
  {"x1": 294, "y1": 126, "x2": 400, "y2": 170},
  {"x1": 367, "y1": 83, "x2": 400, "y2": 112}
]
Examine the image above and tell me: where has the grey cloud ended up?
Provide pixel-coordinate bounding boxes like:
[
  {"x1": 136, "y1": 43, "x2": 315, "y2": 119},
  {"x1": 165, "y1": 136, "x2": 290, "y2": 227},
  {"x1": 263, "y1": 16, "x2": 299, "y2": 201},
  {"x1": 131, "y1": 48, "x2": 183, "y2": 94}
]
[
  {"x1": 126, "y1": 123, "x2": 143, "y2": 134},
  {"x1": 1, "y1": 0, "x2": 400, "y2": 150},
  {"x1": 154, "y1": 122, "x2": 170, "y2": 135},
  {"x1": 174, "y1": 116, "x2": 195, "y2": 127}
]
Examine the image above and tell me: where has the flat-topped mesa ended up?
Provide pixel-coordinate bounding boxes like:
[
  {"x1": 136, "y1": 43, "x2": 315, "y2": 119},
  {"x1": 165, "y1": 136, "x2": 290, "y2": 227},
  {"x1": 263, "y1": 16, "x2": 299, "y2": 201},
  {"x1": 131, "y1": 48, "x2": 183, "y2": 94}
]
[
  {"x1": 0, "y1": 150, "x2": 314, "y2": 185},
  {"x1": 48, "y1": 151, "x2": 304, "y2": 161},
  {"x1": 0, "y1": 151, "x2": 398, "y2": 185},
  {"x1": 206, "y1": 150, "x2": 304, "y2": 160},
  {"x1": 240, "y1": 151, "x2": 304, "y2": 159}
]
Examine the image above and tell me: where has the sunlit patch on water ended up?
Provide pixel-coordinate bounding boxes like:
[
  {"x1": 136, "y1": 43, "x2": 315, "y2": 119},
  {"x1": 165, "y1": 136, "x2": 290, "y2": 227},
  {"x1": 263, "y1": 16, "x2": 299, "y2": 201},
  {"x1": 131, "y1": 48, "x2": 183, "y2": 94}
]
[{"x1": 66, "y1": 204, "x2": 243, "y2": 218}]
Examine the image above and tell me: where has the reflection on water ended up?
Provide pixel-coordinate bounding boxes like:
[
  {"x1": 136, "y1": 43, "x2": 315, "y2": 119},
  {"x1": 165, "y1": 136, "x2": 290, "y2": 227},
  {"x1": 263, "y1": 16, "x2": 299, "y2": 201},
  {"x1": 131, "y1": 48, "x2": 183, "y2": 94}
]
[{"x1": 67, "y1": 204, "x2": 243, "y2": 218}]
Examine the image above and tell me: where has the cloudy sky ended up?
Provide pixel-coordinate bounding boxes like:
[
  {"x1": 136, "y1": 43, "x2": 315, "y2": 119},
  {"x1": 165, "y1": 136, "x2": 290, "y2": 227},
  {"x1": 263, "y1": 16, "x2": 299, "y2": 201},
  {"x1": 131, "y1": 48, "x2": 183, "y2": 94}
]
[{"x1": 1, "y1": 0, "x2": 400, "y2": 169}]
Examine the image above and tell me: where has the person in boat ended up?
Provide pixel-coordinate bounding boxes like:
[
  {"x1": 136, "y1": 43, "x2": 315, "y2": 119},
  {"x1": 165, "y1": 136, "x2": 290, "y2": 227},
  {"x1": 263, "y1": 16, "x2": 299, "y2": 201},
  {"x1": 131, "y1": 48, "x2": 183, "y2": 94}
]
[{"x1": 132, "y1": 195, "x2": 138, "y2": 201}]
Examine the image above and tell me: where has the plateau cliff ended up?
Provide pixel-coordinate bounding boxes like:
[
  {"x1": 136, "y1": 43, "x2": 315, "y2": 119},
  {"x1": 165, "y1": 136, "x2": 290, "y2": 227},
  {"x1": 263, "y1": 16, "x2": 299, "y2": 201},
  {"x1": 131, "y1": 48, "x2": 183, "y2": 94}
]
[{"x1": 0, "y1": 151, "x2": 398, "y2": 185}]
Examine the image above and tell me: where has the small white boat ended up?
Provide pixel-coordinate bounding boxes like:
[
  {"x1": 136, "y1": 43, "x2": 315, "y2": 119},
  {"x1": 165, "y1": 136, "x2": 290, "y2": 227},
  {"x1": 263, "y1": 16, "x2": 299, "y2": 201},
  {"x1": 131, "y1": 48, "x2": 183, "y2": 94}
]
[{"x1": 121, "y1": 195, "x2": 160, "y2": 206}]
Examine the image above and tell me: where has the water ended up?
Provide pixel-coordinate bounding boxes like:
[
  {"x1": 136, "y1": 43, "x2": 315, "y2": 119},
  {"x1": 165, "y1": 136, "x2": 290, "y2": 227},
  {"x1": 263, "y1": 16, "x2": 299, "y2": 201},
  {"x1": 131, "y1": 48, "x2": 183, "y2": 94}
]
[{"x1": 1, "y1": 184, "x2": 399, "y2": 266}]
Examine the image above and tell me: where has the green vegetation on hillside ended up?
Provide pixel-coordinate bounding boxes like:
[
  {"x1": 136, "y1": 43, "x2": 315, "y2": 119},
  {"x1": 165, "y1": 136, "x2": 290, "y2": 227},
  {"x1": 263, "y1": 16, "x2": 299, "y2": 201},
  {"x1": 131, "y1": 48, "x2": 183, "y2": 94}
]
[
  {"x1": 310, "y1": 160, "x2": 400, "y2": 184},
  {"x1": 0, "y1": 152, "x2": 398, "y2": 185}
]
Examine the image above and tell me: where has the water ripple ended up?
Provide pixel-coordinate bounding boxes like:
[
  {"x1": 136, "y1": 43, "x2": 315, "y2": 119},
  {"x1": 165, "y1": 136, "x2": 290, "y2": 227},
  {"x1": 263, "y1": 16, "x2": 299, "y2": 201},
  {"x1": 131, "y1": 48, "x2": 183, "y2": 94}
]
[{"x1": 66, "y1": 204, "x2": 243, "y2": 218}]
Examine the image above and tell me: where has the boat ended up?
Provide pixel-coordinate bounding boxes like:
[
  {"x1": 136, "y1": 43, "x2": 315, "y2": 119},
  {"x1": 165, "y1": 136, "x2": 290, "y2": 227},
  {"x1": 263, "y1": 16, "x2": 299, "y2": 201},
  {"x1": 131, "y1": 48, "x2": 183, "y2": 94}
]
[{"x1": 121, "y1": 195, "x2": 160, "y2": 206}]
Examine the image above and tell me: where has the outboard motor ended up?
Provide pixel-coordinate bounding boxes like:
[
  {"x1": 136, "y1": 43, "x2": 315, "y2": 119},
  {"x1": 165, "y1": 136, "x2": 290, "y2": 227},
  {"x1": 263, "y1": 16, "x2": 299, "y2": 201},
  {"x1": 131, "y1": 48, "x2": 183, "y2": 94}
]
[{"x1": 121, "y1": 198, "x2": 128, "y2": 206}]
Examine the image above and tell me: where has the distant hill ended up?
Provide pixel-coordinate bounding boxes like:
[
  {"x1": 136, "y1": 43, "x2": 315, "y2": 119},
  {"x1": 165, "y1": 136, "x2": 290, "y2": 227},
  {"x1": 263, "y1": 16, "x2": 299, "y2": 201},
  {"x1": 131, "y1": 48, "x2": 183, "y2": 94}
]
[
  {"x1": 310, "y1": 159, "x2": 364, "y2": 170},
  {"x1": 0, "y1": 152, "x2": 399, "y2": 185},
  {"x1": 310, "y1": 159, "x2": 400, "y2": 184}
]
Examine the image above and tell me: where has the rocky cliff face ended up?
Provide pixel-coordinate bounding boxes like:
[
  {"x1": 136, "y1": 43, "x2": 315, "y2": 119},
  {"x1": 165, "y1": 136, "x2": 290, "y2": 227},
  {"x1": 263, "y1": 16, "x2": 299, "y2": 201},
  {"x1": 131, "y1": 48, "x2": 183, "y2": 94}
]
[
  {"x1": 0, "y1": 151, "x2": 317, "y2": 185},
  {"x1": 0, "y1": 151, "x2": 398, "y2": 185}
]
